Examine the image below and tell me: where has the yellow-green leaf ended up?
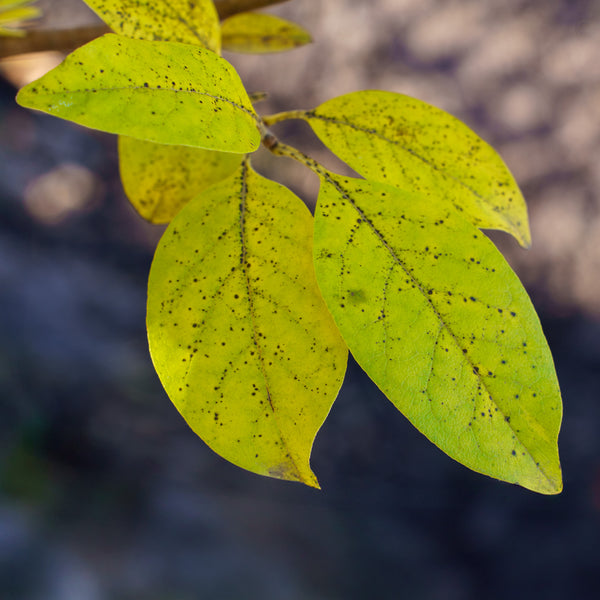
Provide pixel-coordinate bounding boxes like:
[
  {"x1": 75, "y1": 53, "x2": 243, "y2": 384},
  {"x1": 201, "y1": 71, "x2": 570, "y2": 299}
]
[
  {"x1": 221, "y1": 13, "x2": 311, "y2": 54},
  {"x1": 147, "y1": 162, "x2": 348, "y2": 486},
  {"x1": 0, "y1": 0, "x2": 40, "y2": 36},
  {"x1": 16, "y1": 34, "x2": 260, "y2": 153},
  {"x1": 119, "y1": 137, "x2": 242, "y2": 223},
  {"x1": 313, "y1": 173, "x2": 562, "y2": 493},
  {"x1": 82, "y1": 0, "x2": 221, "y2": 52},
  {"x1": 304, "y1": 91, "x2": 531, "y2": 247},
  {"x1": 0, "y1": 6, "x2": 38, "y2": 25}
]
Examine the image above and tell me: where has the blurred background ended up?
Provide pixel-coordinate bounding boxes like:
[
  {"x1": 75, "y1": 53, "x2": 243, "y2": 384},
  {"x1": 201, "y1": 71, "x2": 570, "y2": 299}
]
[{"x1": 1, "y1": 0, "x2": 599, "y2": 598}]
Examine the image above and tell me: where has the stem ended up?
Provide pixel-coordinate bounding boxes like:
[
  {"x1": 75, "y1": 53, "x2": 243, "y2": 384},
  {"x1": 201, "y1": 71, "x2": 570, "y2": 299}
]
[
  {"x1": 262, "y1": 109, "x2": 308, "y2": 126},
  {"x1": 0, "y1": 0, "x2": 291, "y2": 58},
  {"x1": 262, "y1": 131, "x2": 327, "y2": 179}
]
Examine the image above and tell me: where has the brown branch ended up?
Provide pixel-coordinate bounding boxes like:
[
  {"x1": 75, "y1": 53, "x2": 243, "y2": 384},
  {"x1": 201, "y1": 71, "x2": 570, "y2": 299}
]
[
  {"x1": 215, "y1": 0, "x2": 290, "y2": 20},
  {"x1": 0, "y1": 0, "x2": 291, "y2": 59},
  {"x1": 0, "y1": 25, "x2": 110, "y2": 58}
]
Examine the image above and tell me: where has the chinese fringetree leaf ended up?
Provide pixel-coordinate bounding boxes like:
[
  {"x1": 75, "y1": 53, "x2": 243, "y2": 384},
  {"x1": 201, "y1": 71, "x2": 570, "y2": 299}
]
[
  {"x1": 147, "y1": 162, "x2": 348, "y2": 486},
  {"x1": 313, "y1": 173, "x2": 562, "y2": 493},
  {"x1": 221, "y1": 13, "x2": 312, "y2": 53},
  {"x1": 82, "y1": 0, "x2": 221, "y2": 52},
  {"x1": 304, "y1": 91, "x2": 531, "y2": 247},
  {"x1": 16, "y1": 34, "x2": 260, "y2": 153},
  {"x1": 0, "y1": 0, "x2": 40, "y2": 36},
  {"x1": 119, "y1": 137, "x2": 242, "y2": 223}
]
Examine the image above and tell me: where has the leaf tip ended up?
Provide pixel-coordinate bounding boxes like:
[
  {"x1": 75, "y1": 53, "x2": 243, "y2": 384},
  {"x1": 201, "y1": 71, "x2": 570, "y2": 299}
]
[
  {"x1": 268, "y1": 462, "x2": 321, "y2": 489},
  {"x1": 519, "y1": 227, "x2": 532, "y2": 250},
  {"x1": 520, "y1": 461, "x2": 563, "y2": 495},
  {"x1": 304, "y1": 472, "x2": 321, "y2": 490},
  {"x1": 15, "y1": 84, "x2": 31, "y2": 108},
  {"x1": 542, "y1": 471, "x2": 563, "y2": 496}
]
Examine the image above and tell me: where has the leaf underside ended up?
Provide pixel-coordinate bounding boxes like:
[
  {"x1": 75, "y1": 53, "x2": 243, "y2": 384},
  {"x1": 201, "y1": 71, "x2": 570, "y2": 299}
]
[
  {"x1": 313, "y1": 173, "x2": 562, "y2": 494},
  {"x1": 119, "y1": 137, "x2": 242, "y2": 223},
  {"x1": 305, "y1": 91, "x2": 531, "y2": 248},
  {"x1": 82, "y1": 0, "x2": 221, "y2": 52},
  {"x1": 16, "y1": 34, "x2": 260, "y2": 153},
  {"x1": 147, "y1": 163, "x2": 348, "y2": 486},
  {"x1": 221, "y1": 13, "x2": 312, "y2": 53}
]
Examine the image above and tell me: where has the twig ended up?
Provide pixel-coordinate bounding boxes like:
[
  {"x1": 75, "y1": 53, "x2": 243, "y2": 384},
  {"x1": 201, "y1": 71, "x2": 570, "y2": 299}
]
[{"x1": 216, "y1": 0, "x2": 290, "y2": 20}]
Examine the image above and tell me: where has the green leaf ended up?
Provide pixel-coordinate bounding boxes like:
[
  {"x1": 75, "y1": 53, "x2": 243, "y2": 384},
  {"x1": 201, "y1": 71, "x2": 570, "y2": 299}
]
[
  {"x1": 313, "y1": 173, "x2": 562, "y2": 494},
  {"x1": 304, "y1": 91, "x2": 531, "y2": 248},
  {"x1": 147, "y1": 162, "x2": 348, "y2": 486},
  {"x1": 82, "y1": 0, "x2": 221, "y2": 52},
  {"x1": 221, "y1": 13, "x2": 311, "y2": 54},
  {"x1": 119, "y1": 137, "x2": 242, "y2": 223},
  {"x1": 16, "y1": 34, "x2": 260, "y2": 153}
]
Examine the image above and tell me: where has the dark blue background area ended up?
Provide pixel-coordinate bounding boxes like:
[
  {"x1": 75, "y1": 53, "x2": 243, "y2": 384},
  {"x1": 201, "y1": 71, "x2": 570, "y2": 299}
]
[{"x1": 1, "y1": 62, "x2": 599, "y2": 600}]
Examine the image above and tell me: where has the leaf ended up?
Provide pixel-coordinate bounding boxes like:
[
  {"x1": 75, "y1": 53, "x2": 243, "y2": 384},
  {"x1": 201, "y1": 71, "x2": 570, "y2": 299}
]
[
  {"x1": 221, "y1": 13, "x2": 311, "y2": 53},
  {"x1": 304, "y1": 91, "x2": 531, "y2": 248},
  {"x1": 0, "y1": 5, "x2": 38, "y2": 25},
  {"x1": 16, "y1": 34, "x2": 260, "y2": 154},
  {"x1": 119, "y1": 137, "x2": 242, "y2": 223},
  {"x1": 313, "y1": 173, "x2": 562, "y2": 494},
  {"x1": 82, "y1": 0, "x2": 221, "y2": 52},
  {"x1": 147, "y1": 162, "x2": 348, "y2": 486},
  {"x1": 0, "y1": 0, "x2": 40, "y2": 36}
]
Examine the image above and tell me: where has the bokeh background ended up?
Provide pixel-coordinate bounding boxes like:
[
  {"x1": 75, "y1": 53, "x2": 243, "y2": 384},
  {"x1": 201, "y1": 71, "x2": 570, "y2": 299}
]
[{"x1": 1, "y1": 1, "x2": 599, "y2": 598}]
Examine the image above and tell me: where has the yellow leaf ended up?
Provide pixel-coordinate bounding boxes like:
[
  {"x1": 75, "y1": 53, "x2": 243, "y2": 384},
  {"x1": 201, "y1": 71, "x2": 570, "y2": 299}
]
[
  {"x1": 222, "y1": 13, "x2": 311, "y2": 54},
  {"x1": 305, "y1": 91, "x2": 531, "y2": 247},
  {"x1": 82, "y1": 0, "x2": 221, "y2": 53},
  {"x1": 119, "y1": 137, "x2": 242, "y2": 223},
  {"x1": 17, "y1": 35, "x2": 260, "y2": 153},
  {"x1": 147, "y1": 162, "x2": 348, "y2": 485}
]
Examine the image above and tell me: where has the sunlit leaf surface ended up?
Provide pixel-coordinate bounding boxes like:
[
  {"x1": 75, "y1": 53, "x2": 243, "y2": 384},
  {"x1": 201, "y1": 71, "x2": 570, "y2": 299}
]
[
  {"x1": 16, "y1": 34, "x2": 260, "y2": 153},
  {"x1": 147, "y1": 163, "x2": 348, "y2": 486},
  {"x1": 313, "y1": 173, "x2": 562, "y2": 493},
  {"x1": 305, "y1": 91, "x2": 531, "y2": 247}
]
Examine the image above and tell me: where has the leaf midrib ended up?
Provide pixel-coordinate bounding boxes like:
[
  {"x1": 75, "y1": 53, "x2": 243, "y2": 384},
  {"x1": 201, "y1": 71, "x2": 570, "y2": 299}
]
[
  {"x1": 32, "y1": 86, "x2": 256, "y2": 120},
  {"x1": 238, "y1": 163, "x2": 303, "y2": 480}
]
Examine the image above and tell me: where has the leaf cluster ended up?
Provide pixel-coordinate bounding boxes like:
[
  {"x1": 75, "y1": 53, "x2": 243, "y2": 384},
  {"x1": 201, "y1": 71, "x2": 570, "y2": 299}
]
[{"x1": 16, "y1": 0, "x2": 563, "y2": 494}]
